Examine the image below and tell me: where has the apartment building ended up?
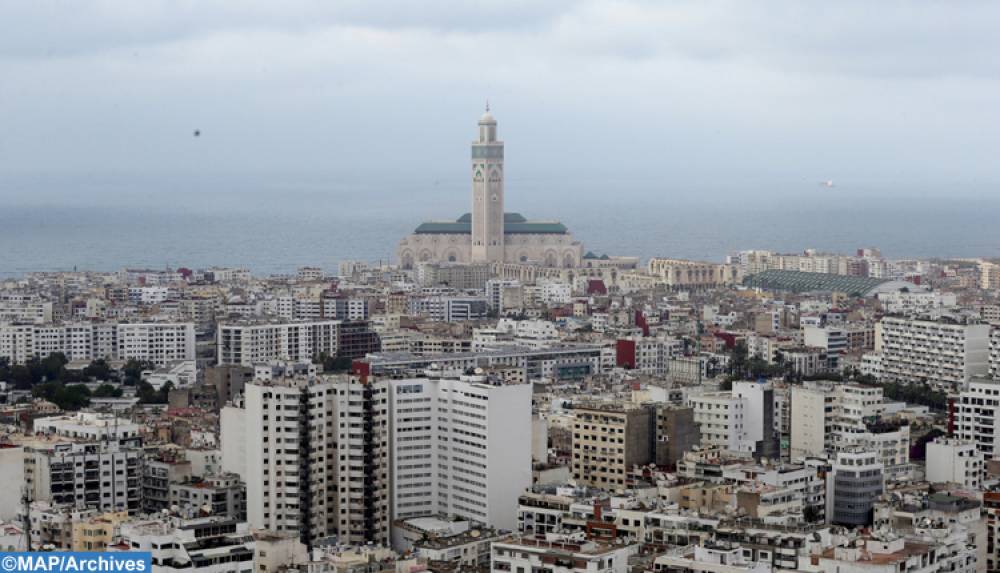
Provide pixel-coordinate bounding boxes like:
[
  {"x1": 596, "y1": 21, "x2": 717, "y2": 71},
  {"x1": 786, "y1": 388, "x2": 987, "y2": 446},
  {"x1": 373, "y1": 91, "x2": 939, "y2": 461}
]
[
  {"x1": 24, "y1": 438, "x2": 144, "y2": 516},
  {"x1": 879, "y1": 315, "x2": 989, "y2": 390},
  {"x1": 388, "y1": 373, "x2": 532, "y2": 530},
  {"x1": 688, "y1": 382, "x2": 779, "y2": 459},
  {"x1": 802, "y1": 325, "x2": 847, "y2": 370},
  {"x1": 216, "y1": 319, "x2": 340, "y2": 366},
  {"x1": 571, "y1": 404, "x2": 655, "y2": 493},
  {"x1": 226, "y1": 370, "x2": 531, "y2": 547},
  {"x1": 952, "y1": 376, "x2": 1000, "y2": 460},
  {"x1": 0, "y1": 322, "x2": 194, "y2": 366},
  {"x1": 925, "y1": 438, "x2": 983, "y2": 489},
  {"x1": 790, "y1": 382, "x2": 907, "y2": 475},
  {"x1": 221, "y1": 376, "x2": 348, "y2": 546}
]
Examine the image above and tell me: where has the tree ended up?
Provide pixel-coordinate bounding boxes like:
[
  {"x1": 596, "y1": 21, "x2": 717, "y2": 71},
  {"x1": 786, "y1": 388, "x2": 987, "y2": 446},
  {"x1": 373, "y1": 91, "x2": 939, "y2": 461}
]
[
  {"x1": 122, "y1": 359, "x2": 157, "y2": 386},
  {"x1": 315, "y1": 352, "x2": 353, "y2": 373},
  {"x1": 84, "y1": 359, "x2": 114, "y2": 381},
  {"x1": 137, "y1": 380, "x2": 172, "y2": 404},
  {"x1": 93, "y1": 383, "x2": 123, "y2": 398},
  {"x1": 32, "y1": 382, "x2": 91, "y2": 411},
  {"x1": 911, "y1": 428, "x2": 946, "y2": 460}
]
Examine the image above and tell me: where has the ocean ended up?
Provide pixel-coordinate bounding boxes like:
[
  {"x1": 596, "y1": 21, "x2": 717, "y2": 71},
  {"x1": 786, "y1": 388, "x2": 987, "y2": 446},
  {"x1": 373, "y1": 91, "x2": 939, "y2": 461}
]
[{"x1": 2, "y1": 171, "x2": 999, "y2": 277}]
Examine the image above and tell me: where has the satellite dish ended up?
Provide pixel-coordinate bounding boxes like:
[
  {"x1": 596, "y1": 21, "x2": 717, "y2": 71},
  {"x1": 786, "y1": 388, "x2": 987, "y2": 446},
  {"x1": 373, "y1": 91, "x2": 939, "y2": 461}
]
[{"x1": 469, "y1": 530, "x2": 480, "y2": 538}]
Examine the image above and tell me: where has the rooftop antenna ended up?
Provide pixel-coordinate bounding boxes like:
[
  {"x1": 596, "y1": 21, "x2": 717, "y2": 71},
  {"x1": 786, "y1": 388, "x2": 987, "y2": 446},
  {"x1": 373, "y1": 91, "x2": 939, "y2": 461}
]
[{"x1": 486, "y1": 99, "x2": 490, "y2": 113}]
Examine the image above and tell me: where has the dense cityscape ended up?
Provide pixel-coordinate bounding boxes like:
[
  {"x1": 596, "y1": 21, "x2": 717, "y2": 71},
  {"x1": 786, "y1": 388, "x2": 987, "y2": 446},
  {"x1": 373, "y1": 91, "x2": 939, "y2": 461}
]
[{"x1": 1, "y1": 109, "x2": 999, "y2": 573}]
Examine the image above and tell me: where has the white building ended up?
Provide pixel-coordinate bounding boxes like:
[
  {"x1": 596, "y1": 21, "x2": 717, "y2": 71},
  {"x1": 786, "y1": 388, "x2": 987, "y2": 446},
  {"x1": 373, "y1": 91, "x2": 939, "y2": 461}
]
[
  {"x1": 33, "y1": 412, "x2": 141, "y2": 441},
  {"x1": 802, "y1": 325, "x2": 847, "y2": 370},
  {"x1": 925, "y1": 438, "x2": 983, "y2": 489},
  {"x1": 220, "y1": 375, "x2": 378, "y2": 546},
  {"x1": 389, "y1": 374, "x2": 532, "y2": 530},
  {"x1": 790, "y1": 381, "x2": 906, "y2": 476},
  {"x1": 690, "y1": 392, "x2": 752, "y2": 455},
  {"x1": 115, "y1": 517, "x2": 255, "y2": 573},
  {"x1": 879, "y1": 315, "x2": 989, "y2": 390},
  {"x1": 0, "y1": 322, "x2": 194, "y2": 366},
  {"x1": 877, "y1": 290, "x2": 957, "y2": 315},
  {"x1": 953, "y1": 376, "x2": 1000, "y2": 459},
  {"x1": 216, "y1": 320, "x2": 340, "y2": 366}
]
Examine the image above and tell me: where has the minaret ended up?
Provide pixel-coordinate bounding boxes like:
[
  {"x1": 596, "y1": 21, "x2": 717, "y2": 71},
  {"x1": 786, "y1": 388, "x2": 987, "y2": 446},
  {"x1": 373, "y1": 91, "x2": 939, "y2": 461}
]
[{"x1": 470, "y1": 103, "x2": 504, "y2": 263}]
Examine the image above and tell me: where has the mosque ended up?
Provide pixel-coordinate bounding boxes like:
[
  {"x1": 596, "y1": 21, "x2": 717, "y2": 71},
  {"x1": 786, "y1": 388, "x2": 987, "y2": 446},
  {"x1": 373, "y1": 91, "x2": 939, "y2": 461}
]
[{"x1": 397, "y1": 108, "x2": 583, "y2": 269}]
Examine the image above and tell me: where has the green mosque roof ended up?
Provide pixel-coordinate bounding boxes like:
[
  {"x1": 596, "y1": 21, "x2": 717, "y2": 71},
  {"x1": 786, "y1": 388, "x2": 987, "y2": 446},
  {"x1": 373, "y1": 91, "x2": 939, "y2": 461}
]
[{"x1": 415, "y1": 212, "x2": 567, "y2": 235}]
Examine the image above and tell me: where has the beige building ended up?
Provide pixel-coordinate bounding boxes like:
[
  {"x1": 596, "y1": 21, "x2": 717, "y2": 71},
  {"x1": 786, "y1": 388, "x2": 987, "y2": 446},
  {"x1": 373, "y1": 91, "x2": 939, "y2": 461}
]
[
  {"x1": 572, "y1": 404, "x2": 655, "y2": 493},
  {"x1": 71, "y1": 511, "x2": 129, "y2": 551},
  {"x1": 646, "y1": 258, "x2": 742, "y2": 289}
]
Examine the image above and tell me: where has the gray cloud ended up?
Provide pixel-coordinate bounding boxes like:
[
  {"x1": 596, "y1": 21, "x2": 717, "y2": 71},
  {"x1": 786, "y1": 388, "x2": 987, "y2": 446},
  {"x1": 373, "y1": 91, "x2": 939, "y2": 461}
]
[{"x1": 0, "y1": 0, "x2": 997, "y2": 194}]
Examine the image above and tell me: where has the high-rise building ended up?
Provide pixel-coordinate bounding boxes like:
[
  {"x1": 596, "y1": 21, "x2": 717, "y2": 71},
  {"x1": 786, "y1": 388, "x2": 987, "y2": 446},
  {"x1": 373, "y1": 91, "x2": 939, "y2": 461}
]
[
  {"x1": 221, "y1": 376, "x2": 367, "y2": 547},
  {"x1": 222, "y1": 370, "x2": 532, "y2": 545},
  {"x1": 388, "y1": 373, "x2": 532, "y2": 530},
  {"x1": 952, "y1": 376, "x2": 1000, "y2": 459},
  {"x1": 879, "y1": 315, "x2": 989, "y2": 390}
]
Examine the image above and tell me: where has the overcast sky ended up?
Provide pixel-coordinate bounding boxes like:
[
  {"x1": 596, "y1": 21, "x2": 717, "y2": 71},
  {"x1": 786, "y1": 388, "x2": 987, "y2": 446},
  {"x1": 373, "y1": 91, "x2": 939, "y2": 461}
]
[{"x1": 1, "y1": 0, "x2": 998, "y2": 196}]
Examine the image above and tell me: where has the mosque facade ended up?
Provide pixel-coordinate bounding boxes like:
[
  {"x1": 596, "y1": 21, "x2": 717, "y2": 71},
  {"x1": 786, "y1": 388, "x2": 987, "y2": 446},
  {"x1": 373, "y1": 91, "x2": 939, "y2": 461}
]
[{"x1": 397, "y1": 109, "x2": 583, "y2": 269}]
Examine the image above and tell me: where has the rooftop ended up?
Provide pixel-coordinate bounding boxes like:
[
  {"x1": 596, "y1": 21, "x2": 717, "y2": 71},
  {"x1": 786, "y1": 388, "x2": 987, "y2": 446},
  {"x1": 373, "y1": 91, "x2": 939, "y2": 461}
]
[
  {"x1": 744, "y1": 270, "x2": 890, "y2": 296},
  {"x1": 414, "y1": 213, "x2": 568, "y2": 235}
]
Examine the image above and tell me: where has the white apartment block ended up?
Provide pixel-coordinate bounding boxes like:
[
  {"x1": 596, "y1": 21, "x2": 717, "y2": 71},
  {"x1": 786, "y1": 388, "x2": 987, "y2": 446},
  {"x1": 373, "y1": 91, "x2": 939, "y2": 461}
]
[
  {"x1": 217, "y1": 320, "x2": 340, "y2": 366},
  {"x1": 486, "y1": 279, "x2": 521, "y2": 310},
  {"x1": 879, "y1": 315, "x2": 989, "y2": 390},
  {"x1": 953, "y1": 376, "x2": 1000, "y2": 460},
  {"x1": 690, "y1": 392, "x2": 751, "y2": 454},
  {"x1": 790, "y1": 382, "x2": 904, "y2": 473},
  {"x1": 223, "y1": 377, "x2": 339, "y2": 544},
  {"x1": 117, "y1": 323, "x2": 195, "y2": 366},
  {"x1": 925, "y1": 438, "x2": 983, "y2": 489},
  {"x1": 538, "y1": 281, "x2": 572, "y2": 305},
  {"x1": 0, "y1": 322, "x2": 192, "y2": 366},
  {"x1": 877, "y1": 290, "x2": 957, "y2": 315},
  {"x1": 389, "y1": 374, "x2": 531, "y2": 530},
  {"x1": 990, "y1": 327, "x2": 1000, "y2": 379}
]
